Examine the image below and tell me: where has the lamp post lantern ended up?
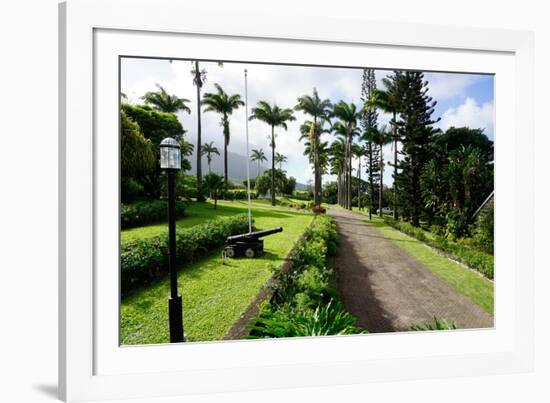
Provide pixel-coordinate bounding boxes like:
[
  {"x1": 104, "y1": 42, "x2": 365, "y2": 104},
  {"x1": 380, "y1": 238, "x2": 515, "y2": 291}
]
[{"x1": 160, "y1": 137, "x2": 185, "y2": 343}]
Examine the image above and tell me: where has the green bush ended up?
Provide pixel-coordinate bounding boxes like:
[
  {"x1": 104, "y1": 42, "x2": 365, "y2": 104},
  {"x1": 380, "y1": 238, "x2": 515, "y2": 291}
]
[
  {"x1": 121, "y1": 200, "x2": 187, "y2": 229},
  {"x1": 384, "y1": 217, "x2": 494, "y2": 279},
  {"x1": 293, "y1": 191, "x2": 312, "y2": 201},
  {"x1": 121, "y1": 214, "x2": 250, "y2": 295},
  {"x1": 247, "y1": 300, "x2": 365, "y2": 338},
  {"x1": 471, "y1": 204, "x2": 494, "y2": 254},
  {"x1": 411, "y1": 316, "x2": 458, "y2": 331}
]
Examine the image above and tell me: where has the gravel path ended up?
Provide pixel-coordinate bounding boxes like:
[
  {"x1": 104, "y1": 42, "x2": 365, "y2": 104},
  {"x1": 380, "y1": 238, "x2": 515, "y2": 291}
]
[{"x1": 328, "y1": 209, "x2": 494, "y2": 333}]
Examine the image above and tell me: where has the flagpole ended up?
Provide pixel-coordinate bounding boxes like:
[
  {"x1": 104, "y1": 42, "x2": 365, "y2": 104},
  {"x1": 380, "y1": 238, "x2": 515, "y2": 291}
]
[{"x1": 244, "y1": 69, "x2": 252, "y2": 233}]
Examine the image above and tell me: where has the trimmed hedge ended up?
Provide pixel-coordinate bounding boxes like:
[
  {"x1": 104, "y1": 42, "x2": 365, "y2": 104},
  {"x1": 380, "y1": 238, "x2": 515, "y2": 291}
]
[
  {"x1": 121, "y1": 200, "x2": 187, "y2": 229},
  {"x1": 121, "y1": 214, "x2": 250, "y2": 295},
  {"x1": 247, "y1": 215, "x2": 366, "y2": 338},
  {"x1": 383, "y1": 217, "x2": 494, "y2": 279},
  {"x1": 222, "y1": 189, "x2": 258, "y2": 201}
]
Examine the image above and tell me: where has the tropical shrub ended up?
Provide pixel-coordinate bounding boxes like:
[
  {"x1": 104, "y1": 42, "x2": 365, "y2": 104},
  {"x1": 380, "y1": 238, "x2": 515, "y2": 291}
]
[
  {"x1": 121, "y1": 200, "x2": 187, "y2": 229},
  {"x1": 203, "y1": 173, "x2": 224, "y2": 208},
  {"x1": 312, "y1": 205, "x2": 326, "y2": 214},
  {"x1": 121, "y1": 214, "x2": 249, "y2": 295},
  {"x1": 411, "y1": 317, "x2": 458, "y2": 331},
  {"x1": 293, "y1": 190, "x2": 312, "y2": 201},
  {"x1": 470, "y1": 204, "x2": 494, "y2": 254},
  {"x1": 222, "y1": 189, "x2": 257, "y2": 200},
  {"x1": 383, "y1": 217, "x2": 494, "y2": 279},
  {"x1": 247, "y1": 300, "x2": 364, "y2": 338}
]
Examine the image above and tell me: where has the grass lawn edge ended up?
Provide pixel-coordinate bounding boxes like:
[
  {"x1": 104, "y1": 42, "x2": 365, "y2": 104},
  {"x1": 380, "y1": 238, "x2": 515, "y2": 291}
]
[{"x1": 365, "y1": 217, "x2": 494, "y2": 316}]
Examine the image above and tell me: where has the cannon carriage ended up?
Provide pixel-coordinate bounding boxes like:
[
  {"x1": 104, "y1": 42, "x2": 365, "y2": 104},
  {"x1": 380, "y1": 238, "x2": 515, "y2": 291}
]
[{"x1": 223, "y1": 227, "x2": 283, "y2": 258}]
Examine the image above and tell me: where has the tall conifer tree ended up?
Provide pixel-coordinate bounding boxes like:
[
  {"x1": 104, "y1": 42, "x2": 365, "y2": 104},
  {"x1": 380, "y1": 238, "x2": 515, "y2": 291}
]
[
  {"x1": 360, "y1": 68, "x2": 381, "y2": 219},
  {"x1": 394, "y1": 71, "x2": 439, "y2": 226}
]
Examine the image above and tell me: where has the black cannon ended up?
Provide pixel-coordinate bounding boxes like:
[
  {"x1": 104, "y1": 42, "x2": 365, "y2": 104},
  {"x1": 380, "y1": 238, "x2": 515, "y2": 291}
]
[{"x1": 223, "y1": 227, "x2": 283, "y2": 258}]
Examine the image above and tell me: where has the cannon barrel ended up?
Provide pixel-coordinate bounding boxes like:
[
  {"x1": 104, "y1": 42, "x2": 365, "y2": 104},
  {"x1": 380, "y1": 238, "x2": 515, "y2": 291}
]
[{"x1": 226, "y1": 227, "x2": 283, "y2": 242}]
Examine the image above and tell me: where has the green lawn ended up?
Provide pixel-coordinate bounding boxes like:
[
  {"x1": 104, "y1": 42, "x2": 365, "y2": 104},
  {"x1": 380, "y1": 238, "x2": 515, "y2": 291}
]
[
  {"x1": 122, "y1": 198, "x2": 311, "y2": 242},
  {"x1": 365, "y1": 217, "x2": 494, "y2": 315},
  {"x1": 121, "y1": 200, "x2": 313, "y2": 344}
]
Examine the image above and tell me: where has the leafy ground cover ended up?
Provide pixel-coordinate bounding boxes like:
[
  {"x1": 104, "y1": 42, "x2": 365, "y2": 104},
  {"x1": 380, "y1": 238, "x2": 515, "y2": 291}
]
[{"x1": 120, "y1": 201, "x2": 313, "y2": 344}]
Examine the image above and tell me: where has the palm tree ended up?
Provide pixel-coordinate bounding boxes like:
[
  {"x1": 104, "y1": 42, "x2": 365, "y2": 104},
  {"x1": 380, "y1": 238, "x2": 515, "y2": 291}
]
[
  {"x1": 299, "y1": 119, "x2": 331, "y2": 164},
  {"x1": 354, "y1": 144, "x2": 367, "y2": 210},
  {"x1": 191, "y1": 61, "x2": 223, "y2": 201},
  {"x1": 275, "y1": 152, "x2": 287, "y2": 170},
  {"x1": 250, "y1": 148, "x2": 267, "y2": 177},
  {"x1": 373, "y1": 125, "x2": 392, "y2": 216},
  {"x1": 141, "y1": 84, "x2": 191, "y2": 113},
  {"x1": 249, "y1": 101, "x2": 296, "y2": 206},
  {"x1": 366, "y1": 73, "x2": 402, "y2": 218},
  {"x1": 200, "y1": 141, "x2": 220, "y2": 174},
  {"x1": 295, "y1": 89, "x2": 332, "y2": 209},
  {"x1": 202, "y1": 83, "x2": 244, "y2": 188},
  {"x1": 329, "y1": 137, "x2": 347, "y2": 206},
  {"x1": 203, "y1": 172, "x2": 224, "y2": 209},
  {"x1": 332, "y1": 101, "x2": 361, "y2": 210}
]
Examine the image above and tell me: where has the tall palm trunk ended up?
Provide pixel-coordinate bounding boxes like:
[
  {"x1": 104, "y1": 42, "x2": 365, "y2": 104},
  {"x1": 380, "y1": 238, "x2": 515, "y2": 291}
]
[
  {"x1": 223, "y1": 116, "x2": 229, "y2": 189},
  {"x1": 337, "y1": 172, "x2": 341, "y2": 205},
  {"x1": 357, "y1": 158, "x2": 361, "y2": 210},
  {"x1": 392, "y1": 111, "x2": 398, "y2": 219},
  {"x1": 223, "y1": 142, "x2": 228, "y2": 188},
  {"x1": 208, "y1": 159, "x2": 211, "y2": 174},
  {"x1": 195, "y1": 61, "x2": 204, "y2": 201},
  {"x1": 379, "y1": 138, "x2": 384, "y2": 217},
  {"x1": 344, "y1": 167, "x2": 347, "y2": 208},
  {"x1": 271, "y1": 126, "x2": 276, "y2": 206},
  {"x1": 368, "y1": 141, "x2": 374, "y2": 220},
  {"x1": 313, "y1": 115, "x2": 321, "y2": 208},
  {"x1": 347, "y1": 138, "x2": 352, "y2": 210},
  {"x1": 344, "y1": 138, "x2": 348, "y2": 209}
]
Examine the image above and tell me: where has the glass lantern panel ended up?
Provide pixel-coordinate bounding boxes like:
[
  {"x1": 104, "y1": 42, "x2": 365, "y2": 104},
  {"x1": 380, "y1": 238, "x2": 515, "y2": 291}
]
[
  {"x1": 168, "y1": 148, "x2": 181, "y2": 169},
  {"x1": 160, "y1": 147, "x2": 181, "y2": 169}
]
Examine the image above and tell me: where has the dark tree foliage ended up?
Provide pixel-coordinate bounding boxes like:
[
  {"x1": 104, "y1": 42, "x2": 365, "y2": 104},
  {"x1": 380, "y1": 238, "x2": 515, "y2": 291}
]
[
  {"x1": 203, "y1": 172, "x2": 224, "y2": 209},
  {"x1": 360, "y1": 68, "x2": 381, "y2": 217},
  {"x1": 120, "y1": 111, "x2": 155, "y2": 203},
  {"x1": 394, "y1": 71, "x2": 440, "y2": 226},
  {"x1": 284, "y1": 176, "x2": 297, "y2": 196},
  {"x1": 434, "y1": 127, "x2": 493, "y2": 162},
  {"x1": 120, "y1": 111, "x2": 155, "y2": 179},
  {"x1": 421, "y1": 127, "x2": 494, "y2": 236},
  {"x1": 255, "y1": 169, "x2": 294, "y2": 197},
  {"x1": 121, "y1": 103, "x2": 188, "y2": 199},
  {"x1": 322, "y1": 181, "x2": 339, "y2": 204}
]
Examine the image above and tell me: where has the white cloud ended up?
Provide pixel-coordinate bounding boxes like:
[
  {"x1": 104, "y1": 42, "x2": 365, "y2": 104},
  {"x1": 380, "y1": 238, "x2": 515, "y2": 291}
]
[
  {"x1": 120, "y1": 59, "x2": 492, "y2": 183},
  {"x1": 437, "y1": 97, "x2": 494, "y2": 135},
  {"x1": 424, "y1": 73, "x2": 480, "y2": 101},
  {"x1": 121, "y1": 59, "x2": 368, "y2": 183}
]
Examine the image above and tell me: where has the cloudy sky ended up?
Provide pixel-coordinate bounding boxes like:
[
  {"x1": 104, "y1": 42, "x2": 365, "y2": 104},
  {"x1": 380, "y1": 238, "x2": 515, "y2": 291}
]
[{"x1": 121, "y1": 58, "x2": 494, "y2": 185}]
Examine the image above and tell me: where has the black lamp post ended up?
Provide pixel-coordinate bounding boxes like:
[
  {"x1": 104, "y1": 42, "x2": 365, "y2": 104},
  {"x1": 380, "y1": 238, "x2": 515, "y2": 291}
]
[{"x1": 160, "y1": 137, "x2": 185, "y2": 343}]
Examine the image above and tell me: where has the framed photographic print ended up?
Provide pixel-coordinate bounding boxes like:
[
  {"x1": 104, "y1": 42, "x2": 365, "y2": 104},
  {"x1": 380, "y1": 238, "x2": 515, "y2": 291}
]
[{"x1": 59, "y1": 0, "x2": 534, "y2": 401}]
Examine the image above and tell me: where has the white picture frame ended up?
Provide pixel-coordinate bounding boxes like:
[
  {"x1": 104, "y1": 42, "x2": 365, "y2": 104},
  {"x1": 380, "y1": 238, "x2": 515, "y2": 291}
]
[{"x1": 59, "y1": 0, "x2": 534, "y2": 401}]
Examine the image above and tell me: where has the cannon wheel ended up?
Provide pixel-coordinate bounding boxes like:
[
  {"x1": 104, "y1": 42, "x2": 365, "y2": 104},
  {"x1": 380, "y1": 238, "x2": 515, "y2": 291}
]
[
  {"x1": 244, "y1": 247, "x2": 255, "y2": 258},
  {"x1": 225, "y1": 247, "x2": 235, "y2": 258}
]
